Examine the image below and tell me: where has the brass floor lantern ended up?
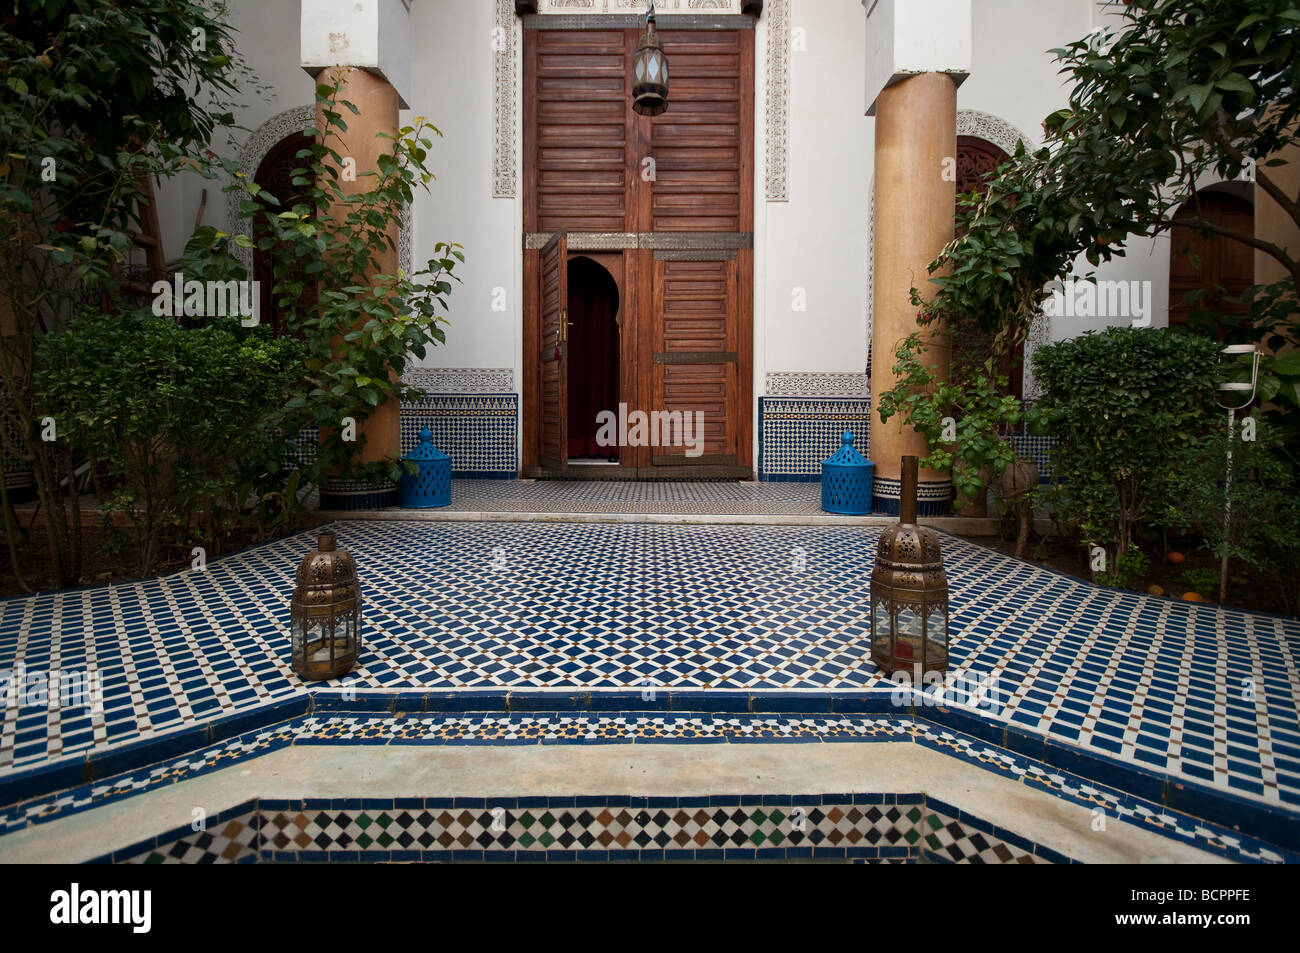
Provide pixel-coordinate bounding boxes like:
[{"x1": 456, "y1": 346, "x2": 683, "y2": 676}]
[
  {"x1": 632, "y1": 0, "x2": 669, "y2": 115},
  {"x1": 870, "y1": 456, "x2": 950, "y2": 679},
  {"x1": 291, "y1": 530, "x2": 362, "y2": 681}
]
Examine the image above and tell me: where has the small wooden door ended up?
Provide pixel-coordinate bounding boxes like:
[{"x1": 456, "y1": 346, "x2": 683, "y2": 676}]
[{"x1": 539, "y1": 230, "x2": 570, "y2": 471}]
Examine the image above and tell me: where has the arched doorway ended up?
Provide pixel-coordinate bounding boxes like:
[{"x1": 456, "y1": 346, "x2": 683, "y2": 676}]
[
  {"x1": 954, "y1": 135, "x2": 1024, "y2": 401},
  {"x1": 1168, "y1": 189, "x2": 1254, "y2": 332},
  {"x1": 566, "y1": 256, "x2": 621, "y2": 463},
  {"x1": 253, "y1": 131, "x2": 314, "y2": 336}
]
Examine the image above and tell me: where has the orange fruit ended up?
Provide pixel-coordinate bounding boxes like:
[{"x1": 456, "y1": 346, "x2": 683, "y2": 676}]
[
  {"x1": 1166, "y1": 551, "x2": 1186, "y2": 565},
  {"x1": 1147, "y1": 584, "x2": 1165, "y2": 597},
  {"x1": 1182, "y1": 591, "x2": 1203, "y2": 602}
]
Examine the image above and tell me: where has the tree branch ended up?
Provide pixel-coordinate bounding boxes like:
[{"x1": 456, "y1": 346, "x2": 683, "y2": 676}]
[{"x1": 1205, "y1": 119, "x2": 1300, "y2": 228}]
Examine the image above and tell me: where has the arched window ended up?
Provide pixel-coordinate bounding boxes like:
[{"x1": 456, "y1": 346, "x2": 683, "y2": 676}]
[{"x1": 954, "y1": 136, "x2": 1024, "y2": 402}]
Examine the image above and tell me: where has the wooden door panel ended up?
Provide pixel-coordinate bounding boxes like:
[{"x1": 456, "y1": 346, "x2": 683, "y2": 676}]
[
  {"x1": 1169, "y1": 192, "x2": 1254, "y2": 326},
  {"x1": 539, "y1": 231, "x2": 569, "y2": 470},
  {"x1": 653, "y1": 257, "x2": 737, "y2": 465},
  {"x1": 533, "y1": 29, "x2": 631, "y2": 236},
  {"x1": 650, "y1": 30, "x2": 746, "y2": 233}
]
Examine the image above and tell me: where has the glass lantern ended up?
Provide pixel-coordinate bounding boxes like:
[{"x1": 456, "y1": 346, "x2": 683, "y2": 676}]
[
  {"x1": 291, "y1": 531, "x2": 362, "y2": 681},
  {"x1": 632, "y1": 1, "x2": 669, "y2": 116},
  {"x1": 870, "y1": 457, "x2": 950, "y2": 679}
]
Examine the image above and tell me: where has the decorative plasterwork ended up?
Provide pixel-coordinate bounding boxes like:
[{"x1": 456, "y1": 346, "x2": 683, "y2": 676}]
[
  {"x1": 403, "y1": 367, "x2": 516, "y2": 393},
  {"x1": 765, "y1": 0, "x2": 789, "y2": 201},
  {"x1": 523, "y1": 231, "x2": 753, "y2": 249},
  {"x1": 956, "y1": 109, "x2": 1038, "y2": 158},
  {"x1": 764, "y1": 372, "x2": 870, "y2": 398},
  {"x1": 494, "y1": 0, "x2": 520, "y2": 198},
  {"x1": 228, "y1": 105, "x2": 410, "y2": 277},
  {"x1": 535, "y1": 0, "x2": 746, "y2": 12},
  {"x1": 1022, "y1": 313, "x2": 1051, "y2": 401}
]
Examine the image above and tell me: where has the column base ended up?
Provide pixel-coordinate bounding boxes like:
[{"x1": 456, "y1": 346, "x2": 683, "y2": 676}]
[
  {"x1": 872, "y1": 477, "x2": 952, "y2": 517},
  {"x1": 319, "y1": 478, "x2": 399, "y2": 511}
]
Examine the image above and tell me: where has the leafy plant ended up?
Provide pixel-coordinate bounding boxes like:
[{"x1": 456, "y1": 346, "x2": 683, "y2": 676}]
[
  {"x1": 0, "y1": 0, "x2": 256, "y2": 588},
  {"x1": 1032, "y1": 327, "x2": 1223, "y2": 566},
  {"x1": 1097, "y1": 546, "x2": 1150, "y2": 590},
  {"x1": 1170, "y1": 416, "x2": 1300, "y2": 612},
  {"x1": 875, "y1": 332, "x2": 1030, "y2": 505},
  {"x1": 215, "y1": 78, "x2": 464, "y2": 488},
  {"x1": 1178, "y1": 568, "x2": 1220, "y2": 600},
  {"x1": 36, "y1": 311, "x2": 306, "y2": 576}
]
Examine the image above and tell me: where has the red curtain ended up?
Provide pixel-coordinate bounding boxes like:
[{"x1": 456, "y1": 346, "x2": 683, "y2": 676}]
[{"x1": 567, "y1": 261, "x2": 620, "y2": 459}]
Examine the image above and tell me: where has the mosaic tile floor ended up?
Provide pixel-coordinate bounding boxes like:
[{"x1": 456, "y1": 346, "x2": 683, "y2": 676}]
[
  {"x1": 1, "y1": 519, "x2": 1298, "y2": 823},
  {"x1": 443, "y1": 479, "x2": 826, "y2": 515}
]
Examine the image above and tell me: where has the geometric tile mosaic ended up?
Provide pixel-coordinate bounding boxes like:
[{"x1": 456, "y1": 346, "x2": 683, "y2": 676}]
[
  {"x1": 275, "y1": 395, "x2": 518, "y2": 479},
  {"x1": 1, "y1": 519, "x2": 1297, "y2": 828},
  {"x1": 758, "y1": 397, "x2": 870, "y2": 482},
  {"x1": 399, "y1": 394, "x2": 517, "y2": 478},
  {"x1": 105, "y1": 794, "x2": 1052, "y2": 864}
]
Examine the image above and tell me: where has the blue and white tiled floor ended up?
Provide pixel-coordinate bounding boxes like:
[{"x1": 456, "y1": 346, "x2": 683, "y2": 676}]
[
  {"x1": 1, "y1": 519, "x2": 1298, "y2": 830},
  {"x1": 436, "y1": 479, "x2": 826, "y2": 515}
]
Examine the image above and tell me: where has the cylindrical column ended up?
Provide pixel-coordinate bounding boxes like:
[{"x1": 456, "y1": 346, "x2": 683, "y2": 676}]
[
  {"x1": 317, "y1": 66, "x2": 402, "y2": 510},
  {"x1": 870, "y1": 72, "x2": 956, "y2": 516}
]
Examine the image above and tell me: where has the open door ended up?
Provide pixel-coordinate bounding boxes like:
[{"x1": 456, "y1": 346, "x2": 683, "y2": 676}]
[{"x1": 538, "y1": 229, "x2": 569, "y2": 471}]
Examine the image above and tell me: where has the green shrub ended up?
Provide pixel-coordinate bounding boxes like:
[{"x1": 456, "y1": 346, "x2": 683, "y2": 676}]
[
  {"x1": 37, "y1": 311, "x2": 306, "y2": 576},
  {"x1": 1170, "y1": 416, "x2": 1300, "y2": 612},
  {"x1": 1032, "y1": 326, "x2": 1222, "y2": 567}
]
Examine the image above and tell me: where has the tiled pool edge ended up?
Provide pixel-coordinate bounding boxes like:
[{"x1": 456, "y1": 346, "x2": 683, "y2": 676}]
[{"x1": 2, "y1": 692, "x2": 1297, "y2": 861}]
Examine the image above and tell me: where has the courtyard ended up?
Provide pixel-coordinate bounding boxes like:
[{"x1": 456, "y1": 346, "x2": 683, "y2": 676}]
[{"x1": 0, "y1": 505, "x2": 1296, "y2": 864}]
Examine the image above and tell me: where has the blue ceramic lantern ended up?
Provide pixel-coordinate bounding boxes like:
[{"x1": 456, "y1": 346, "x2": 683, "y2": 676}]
[
  {"x1": 399, "y1": 427, "x2": 451, "y2": 508},
  {"x1": 821, "y1": 430, "x2": 874, "y2": 515}
]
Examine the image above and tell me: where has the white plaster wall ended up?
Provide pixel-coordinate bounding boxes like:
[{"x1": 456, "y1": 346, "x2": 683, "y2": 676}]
[
  {"x1": 152, "y1": 0, "x2": 315, "y2": 261},
  {"x1": 962, "y1": 0, "x2": 1175, "y2": 339},
  {"x1": 760, "y1": 0, "x2": 871, "y2": 376},
  {"x1": 407, "y1": 0, "x2": 520, "y2": 373}
]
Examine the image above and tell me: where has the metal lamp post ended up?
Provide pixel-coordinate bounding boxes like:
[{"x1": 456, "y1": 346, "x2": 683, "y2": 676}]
[{"x1": 1216, "y1": 343, "x2": 1261, "y2": 604}]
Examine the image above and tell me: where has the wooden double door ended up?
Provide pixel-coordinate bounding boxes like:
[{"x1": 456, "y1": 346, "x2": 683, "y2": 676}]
[{"x1": 522, "y1": 24, "x2": 754, "y2": 478}]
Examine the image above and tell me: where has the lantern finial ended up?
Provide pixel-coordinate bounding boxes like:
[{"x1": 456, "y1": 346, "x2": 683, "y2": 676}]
[{"x1": 900, "y1": 455, "x2": 919, "y2": 525}]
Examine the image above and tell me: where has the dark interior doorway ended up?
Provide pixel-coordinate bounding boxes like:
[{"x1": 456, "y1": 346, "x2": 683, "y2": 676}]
[
  {"x1": 253, "y1": 131, "x2": 314, "y2": 336},
  {"x1": 566, "y1": 256, "x2": 620, "y2": 462}
]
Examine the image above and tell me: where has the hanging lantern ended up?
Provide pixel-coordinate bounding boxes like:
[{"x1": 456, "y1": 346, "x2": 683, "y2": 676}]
[
  {"x1": 632, "y1": 0, "x2": 669, "y2": 116},
  {"x1": 290, "y1": 530, "x2": 362, "y2": 681},
  {"x1": 870, "y1": 456, "x2": 950, "y2": 680}
]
